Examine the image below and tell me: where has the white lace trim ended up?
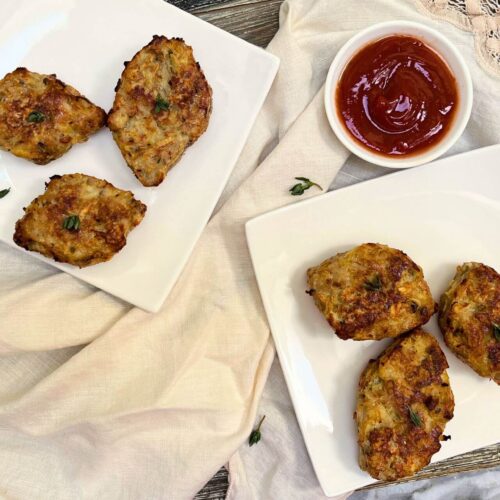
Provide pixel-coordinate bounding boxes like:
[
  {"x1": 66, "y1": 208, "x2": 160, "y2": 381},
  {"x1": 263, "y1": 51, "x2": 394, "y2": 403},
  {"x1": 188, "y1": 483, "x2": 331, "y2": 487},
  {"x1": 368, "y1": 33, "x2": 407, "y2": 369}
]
[{"x1": 415, "y1": 0, "x2": 500, "y2": 76}]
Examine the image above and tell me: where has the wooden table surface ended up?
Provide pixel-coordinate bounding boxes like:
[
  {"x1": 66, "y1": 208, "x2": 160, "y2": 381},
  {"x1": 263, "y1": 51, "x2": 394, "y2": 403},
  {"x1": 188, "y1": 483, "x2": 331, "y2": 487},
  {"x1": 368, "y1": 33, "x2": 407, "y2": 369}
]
[{"x1": 167, "y1": 1, "x2": 500, "y2": 498}]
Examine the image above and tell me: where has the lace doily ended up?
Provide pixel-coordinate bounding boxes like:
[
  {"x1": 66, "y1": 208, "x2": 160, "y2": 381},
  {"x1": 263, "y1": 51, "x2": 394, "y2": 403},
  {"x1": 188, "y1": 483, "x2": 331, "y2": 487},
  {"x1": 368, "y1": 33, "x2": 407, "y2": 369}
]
[{"x1": 415, "y1": 0, "x2": 500, "y2": 76}]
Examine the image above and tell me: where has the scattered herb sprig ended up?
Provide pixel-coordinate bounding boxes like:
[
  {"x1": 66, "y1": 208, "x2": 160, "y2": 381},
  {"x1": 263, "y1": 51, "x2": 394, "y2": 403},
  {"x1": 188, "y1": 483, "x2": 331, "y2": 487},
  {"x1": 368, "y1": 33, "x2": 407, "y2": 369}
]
[
  {"x1": 408, "y1": 407, "x2": 422, "y2": 427},
  {"x1": 27, "y1": 111, "x2": 45, "y2": 123},
  {"x1": 154, "y1": 97, "x2": 170, "y2": 113},
  {"x1": 249, "y1": 415, "x2": 266, "y2": 446},
  {"x1": 364, "y1": 275, "x2": 382, "y2": 291},
  {"x1": 62, "y1": 214, "x2": 81, "y2": 231},
  {"x1": 493, "y1": 323, "x2": 500, "y2": 342},
  {"x1": 289, "y1": 177, "x2": 322, "y2": 196},
  {"x1": 0, "y1": 187, "x2": 11, "y2": 199}
]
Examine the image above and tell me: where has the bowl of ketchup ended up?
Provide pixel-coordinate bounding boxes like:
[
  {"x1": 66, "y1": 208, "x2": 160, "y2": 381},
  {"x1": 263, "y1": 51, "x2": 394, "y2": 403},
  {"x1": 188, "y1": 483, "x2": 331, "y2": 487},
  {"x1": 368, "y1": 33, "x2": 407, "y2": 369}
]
[{"x1": 325, "y1": 21, "x2": 473, "y2": 168}]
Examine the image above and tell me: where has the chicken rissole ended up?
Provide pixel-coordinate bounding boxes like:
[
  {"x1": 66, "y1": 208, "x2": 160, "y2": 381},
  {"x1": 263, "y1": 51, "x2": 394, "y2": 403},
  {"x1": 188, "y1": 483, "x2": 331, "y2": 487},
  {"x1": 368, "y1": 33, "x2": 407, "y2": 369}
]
[
  {"x1": 108, "y1": 36, "x2": 212, "y2": 187},
  {"x1": 14, "y1": 174, "x2": 146, "y2": 267},
  {"x1": 0, "y1": 68, "x2": 106, "y2": 164},
  {"x1": 307, "y1": 243, "x2": 436, "y2": 340}
]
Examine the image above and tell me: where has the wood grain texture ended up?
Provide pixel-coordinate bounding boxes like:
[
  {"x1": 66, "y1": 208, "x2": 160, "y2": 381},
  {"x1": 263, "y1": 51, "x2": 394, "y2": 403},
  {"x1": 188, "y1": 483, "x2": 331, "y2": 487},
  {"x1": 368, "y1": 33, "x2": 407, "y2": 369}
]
[
  {"x1": 362, "y1": 443, "x2": 500, "y2": 490},
  {"x1": 168, "y1": 0, "x2": 500, "y2": 497},
  {"x1": 169, "y1": 0, "x2": 282, "y2": 47},
  {"x1": 195, "y1": 467, "x2": 229, "y2": 500}
]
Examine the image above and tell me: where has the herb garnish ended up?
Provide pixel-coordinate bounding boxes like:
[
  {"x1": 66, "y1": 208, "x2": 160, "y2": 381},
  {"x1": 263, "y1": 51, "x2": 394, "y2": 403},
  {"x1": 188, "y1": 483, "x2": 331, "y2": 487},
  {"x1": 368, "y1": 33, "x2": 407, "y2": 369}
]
[
  {"x1": 154, "y1": 97, "x2": 170, "y2": 113},
  {"x1": 62, "y1": 214, "x2": 81, "y2": 231},
  {"x1": 364, "y1": 275, "x2": 382, "y2": 291},
  {"x1": 289, "y1": 177, "x2": 323, "y2": 196},
  {"x1": 248, "y1": 415, "x2": 266, "y2": 446},
  {"x1": 27, "y1": 111, "x2": 45, "y2": 123},
  {"x1": 0, "y1": 187, "x2": 11, "y2": 199},
  {"x1": 493, "y1": 323, "x2": 500, "y2": 342},
  {"x1": 408, "y1": 407, "x2": 422, "y2": 427}
]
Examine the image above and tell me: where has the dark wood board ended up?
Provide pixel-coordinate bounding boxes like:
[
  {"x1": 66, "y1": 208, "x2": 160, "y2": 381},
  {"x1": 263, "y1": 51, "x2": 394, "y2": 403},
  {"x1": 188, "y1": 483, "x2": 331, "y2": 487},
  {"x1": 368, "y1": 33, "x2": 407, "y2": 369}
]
[{"x1": 170, "y1": 0, "x2": 282, "y2": 47}]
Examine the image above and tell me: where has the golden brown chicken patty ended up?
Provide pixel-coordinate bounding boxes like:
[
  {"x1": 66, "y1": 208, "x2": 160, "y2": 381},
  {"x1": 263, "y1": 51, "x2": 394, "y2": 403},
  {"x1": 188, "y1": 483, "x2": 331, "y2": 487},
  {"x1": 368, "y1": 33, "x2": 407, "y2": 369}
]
[
  {"x1": 108, "y1": 36, "x2": 212, "y2": 187},
  {"x1": 439, "y1": 262, "x2": 500, "y2": 384},
  {"x1": 355, "y1": 329, "x2": 454, "y2": 481},
  {"x1": 306, "y1": 243, "x2": 436, "y2": 340},
  {"x1": 0, "y1": 68, "x2": 106, "y2": 164},
  {"x1": 14, "y1": 174, "x2": 146, "y2": 267}
]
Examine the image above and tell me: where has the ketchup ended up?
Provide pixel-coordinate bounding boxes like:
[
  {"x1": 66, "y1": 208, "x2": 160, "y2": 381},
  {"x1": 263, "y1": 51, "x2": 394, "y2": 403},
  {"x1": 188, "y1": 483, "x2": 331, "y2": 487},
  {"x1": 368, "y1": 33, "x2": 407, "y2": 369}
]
[{"x1": 336, "y1": 35, "x2": 458, "y2": 157}]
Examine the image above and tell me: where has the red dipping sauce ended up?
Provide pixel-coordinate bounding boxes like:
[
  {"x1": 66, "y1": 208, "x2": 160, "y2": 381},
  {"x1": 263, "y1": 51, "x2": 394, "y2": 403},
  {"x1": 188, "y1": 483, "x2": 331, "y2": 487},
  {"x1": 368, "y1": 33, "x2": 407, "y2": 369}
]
[{"x1": 336, "y1": 35, "x2": 458, "y2": 157}]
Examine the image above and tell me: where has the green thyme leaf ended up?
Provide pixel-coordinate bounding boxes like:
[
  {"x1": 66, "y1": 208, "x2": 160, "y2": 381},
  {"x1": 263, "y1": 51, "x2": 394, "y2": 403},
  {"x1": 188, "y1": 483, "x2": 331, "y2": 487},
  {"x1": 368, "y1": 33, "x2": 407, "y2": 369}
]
[
  {"x1": 0, "y1": 187, "x2": 11, "y2": 199},
  {"x1": 27, "y1": 111, "x2": 45, "y2": 123},
  {"x1": 493, "y1": 323, "x2": 500, "y2": 342},
  {"x1": 408, "y1": 407, "x2": 422, "y2": 427},
  {"x1": 62, "y1": 214, "x2": 81, "y2": 231},
  {"x1": 249, "y1": 415, "x2": 266, "y2": 447},
  {"x1": 154, "y1": 97, "x2": 170, "y2": 113},
  {"x1": 289, "y1": 177, "x2": 323, "y2": 196},
  {"x1": 364, "y1": 275, "x2": 382, "y2": 291},
  {"x1": 290, "y1": 184, "x2": 306, "y2": 196}
]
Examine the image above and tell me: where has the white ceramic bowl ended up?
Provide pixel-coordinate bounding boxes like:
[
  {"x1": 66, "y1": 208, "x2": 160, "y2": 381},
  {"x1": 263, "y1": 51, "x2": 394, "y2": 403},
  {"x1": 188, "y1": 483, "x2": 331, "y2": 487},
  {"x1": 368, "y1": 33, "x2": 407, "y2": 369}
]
[{"x1": 324, "y1": 21, "x2": 473, "y2": 168}]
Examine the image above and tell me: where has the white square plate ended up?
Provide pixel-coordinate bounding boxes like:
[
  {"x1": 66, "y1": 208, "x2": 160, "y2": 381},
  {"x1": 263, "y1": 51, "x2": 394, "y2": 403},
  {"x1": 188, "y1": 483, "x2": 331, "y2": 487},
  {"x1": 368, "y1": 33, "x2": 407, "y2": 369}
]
[
  {"x1": 246, "y1": 145, "x2": 500, "y2": 497},
  {"x1": 0, "y1": 0, "x2": 279, "y2": 312}
]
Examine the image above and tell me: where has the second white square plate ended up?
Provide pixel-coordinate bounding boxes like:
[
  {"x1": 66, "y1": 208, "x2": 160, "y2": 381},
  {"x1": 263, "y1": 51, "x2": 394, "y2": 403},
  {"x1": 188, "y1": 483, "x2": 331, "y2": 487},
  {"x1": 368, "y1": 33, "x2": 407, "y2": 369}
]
[
  {"x1": 246, "y1": 145, "x2": 500, "y2": 496},
  {"x1": 0, "y1": 0, "x2": 279, "y2": 312}
]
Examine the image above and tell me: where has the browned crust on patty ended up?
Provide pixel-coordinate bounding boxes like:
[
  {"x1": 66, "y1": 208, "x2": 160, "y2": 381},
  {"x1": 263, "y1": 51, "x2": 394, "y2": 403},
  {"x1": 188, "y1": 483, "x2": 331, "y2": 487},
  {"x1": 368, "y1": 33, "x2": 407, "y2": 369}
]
[
  {"x1": 107, "y1": 36, "x2": 212, "y2": 187},
  {"x1": 0, "y1": 68, "x2": 106, "y2": 164},
  {"x1": 14, "y1": 174, "x2": 146, "y2": 267},
  {"x1": 306, "y1": 243, "x2": 436, "y2": 340},
  {"x1": 355, "y1": 329, "x2": 454, "y2": 480},
  {"x1": 439, "y1": 262, "x2": 500, "y2": 384}
]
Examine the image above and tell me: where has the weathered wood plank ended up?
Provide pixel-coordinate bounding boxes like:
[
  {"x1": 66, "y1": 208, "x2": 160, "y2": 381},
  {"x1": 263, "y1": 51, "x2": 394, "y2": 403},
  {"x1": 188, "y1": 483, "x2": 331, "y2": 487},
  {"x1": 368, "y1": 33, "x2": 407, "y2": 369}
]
[
  {"x1": 197, "y1": 2, "x2": 281, "y2": 47},
  {"x1": 194, "y1": 467, "x2": 229, "y2": 500},
  {"x1": 171, "y1": 0, "x2": 278, "y2": 13},
  {"x1": 170, "y1": 0, "x2": 229, "y2": 11},
  {"x1": 361, "y1": 443, "x2": 500, "y2": 490},
  {"x1": 169, "y1": 0, "x2": 282, "y2": 47}
]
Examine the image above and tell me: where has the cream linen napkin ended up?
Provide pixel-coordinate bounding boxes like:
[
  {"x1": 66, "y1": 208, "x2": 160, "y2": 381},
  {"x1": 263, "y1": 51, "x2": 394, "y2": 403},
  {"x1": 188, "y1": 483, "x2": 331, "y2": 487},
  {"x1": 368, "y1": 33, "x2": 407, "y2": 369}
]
[
  {"x1": 228, "y1": 1, "x2": 500, "y2": 499},
  {"x1": 0, "y1": 0, "x2": 349, "y2": 498}
]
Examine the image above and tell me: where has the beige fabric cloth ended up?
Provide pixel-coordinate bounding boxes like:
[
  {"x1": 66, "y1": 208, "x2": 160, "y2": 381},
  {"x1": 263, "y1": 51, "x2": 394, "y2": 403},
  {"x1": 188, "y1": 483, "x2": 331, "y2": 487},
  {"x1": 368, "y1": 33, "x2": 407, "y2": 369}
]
[{"x1": 0, "y1": 1, "x2": 499, "y2": 499}]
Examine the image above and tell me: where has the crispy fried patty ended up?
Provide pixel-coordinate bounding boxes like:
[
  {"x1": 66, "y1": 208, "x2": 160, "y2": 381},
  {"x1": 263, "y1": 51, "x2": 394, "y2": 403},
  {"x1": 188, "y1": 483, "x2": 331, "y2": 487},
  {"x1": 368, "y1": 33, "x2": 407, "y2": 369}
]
[
  {"x1": 439, "y1": 262, "x2": 500, "y2": 384},
  {"x1": 355, "y1": 329, "x2": 454, "y2": 481},
  {"x1": 0, "y1": 68, "x2": 106, "y2": 164},
  {"x1": 108, "y1": 36, "x2": 212, "y2": 187},
  {"x1": 306, "y1": 243, "x2": 436, "y2": 340},
  {"x1": 14, "y1": 174, "x2": 146, "y2": 267}
]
